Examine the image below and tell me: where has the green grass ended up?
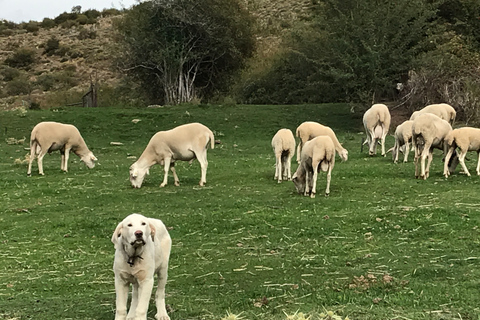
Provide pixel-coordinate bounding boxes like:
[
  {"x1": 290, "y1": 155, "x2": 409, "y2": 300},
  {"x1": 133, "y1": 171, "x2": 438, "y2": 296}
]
[{"x1": 1, "y1": 104, "x2": 479, "y2": 320}]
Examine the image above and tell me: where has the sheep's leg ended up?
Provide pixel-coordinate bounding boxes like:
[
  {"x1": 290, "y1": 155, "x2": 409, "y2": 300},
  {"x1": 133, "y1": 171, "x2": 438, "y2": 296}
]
[
  {"x1": 275, "y1": 155, "x2": 281, "y2": 183},
  {"x1": 443, "y1": 147, "x2": 455, "y2": 177},
  {"x1": 425, "y1": 151, "x2": 433, "y2": 179},
  {"x1": 380, "y1": 132, "x2": 387, "y2": 157},
  {"x1": 458, "y1": 151, "x2": 471, "y2": 176},
  {"x1": 196, "y1": 151, "x2": 208, "y2": 186},
  {"x1": 476, "y1": 151, "x2": 480, "y2": 175},
  {"x1": 304, "y1": 169, "x2": 310, "y2": 197},
  {"x1": 325, "y1": 163, "x2": 332, "y2": 196},
  {"x1": 37, "y1": 150, "x2": 48, "y2": 176},
  {"x1": 420, "y1": 152, "x2": 427, "y2": 180},
  {"x1": 286, "y1": 155, "x2": 292, "y2": 181},
  {"x1": 160, "y1": 158, "x2": 171, "y2": 187},
  {"x1": 170, "y1": 165, "x2": 180, "y2": 187},
  {"x1": 62, "y1": 148, "x2": 70, "y2": 172},
  {"x1": 403, "y1": 141, "x2": 409, "y2": 163},
  {"x1": 310, "y1": 166, "x2": 318, "y2": 199},
  {"x1": 27, "y1": 142, "x2": 37, "y2": 176}
]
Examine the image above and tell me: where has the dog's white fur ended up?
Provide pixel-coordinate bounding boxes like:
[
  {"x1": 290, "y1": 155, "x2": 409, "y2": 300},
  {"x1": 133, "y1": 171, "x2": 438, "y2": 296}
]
[{"x1": 112, "y1": 214, "x2": 171, "y2": 320}]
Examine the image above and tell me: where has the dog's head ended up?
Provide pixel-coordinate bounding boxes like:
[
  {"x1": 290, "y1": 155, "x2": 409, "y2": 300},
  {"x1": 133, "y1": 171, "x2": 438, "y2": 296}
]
[{"x1": 111, "y1": 213, "x2": 156, "y2": 249}]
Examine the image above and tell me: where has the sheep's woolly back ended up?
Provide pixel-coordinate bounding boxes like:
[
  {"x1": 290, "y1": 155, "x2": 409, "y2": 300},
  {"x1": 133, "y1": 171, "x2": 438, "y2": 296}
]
[
  {"x1": 302, "y1": 135, "x2": 335, "y2": 171},
  {"x1": 296, "y1": 121, "x2": 347, "y2": 161},
  {"x1": 445, "y1": 127, "x2": 480, "y2": 150},
  {"x1": 412, "y1": 113, "x2": 452, "y2": 147},
  {"x1": 363, "y1": 104, "x2": 391, "y2": 138},
  {"x1": 410, "y1": 103, "x2": 456, "y2": 124},
  {"x1": 272, "y1": 128, "x2": 295, "y2": 156}
]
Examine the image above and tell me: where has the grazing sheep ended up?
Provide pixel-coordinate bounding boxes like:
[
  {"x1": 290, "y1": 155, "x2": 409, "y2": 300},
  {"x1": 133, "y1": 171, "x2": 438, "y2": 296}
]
[
  {"x1": 271, "y1": 128, "x2": 296, "y2": 183},
  {"x1": 27, "y1": 121, "x2": 97, "y2": 176},
  {"x1": 129, "y1": 122, "x2": 214, "y2": 188},
  {"x1": 362, "y1": 104, "x2": 391, "y2": 156},
  {"x1": 390, "y1": 120, "x2": 414, "y2": 163},
  {"x1": 410, "y1": 103, "x2": 456, "y2": 125},
  {"x1": 412, "y1": 113, "x2": 452, "y2": 180},
  {"x1": 443, "y1": 127, "x2": 480, "y2": 177},
  {"x1": 295, "y1": 121, "x2": 348, "y2": 163},
  {"x1": 292, "y1": 135, "x2": 335, "y2": 198}
]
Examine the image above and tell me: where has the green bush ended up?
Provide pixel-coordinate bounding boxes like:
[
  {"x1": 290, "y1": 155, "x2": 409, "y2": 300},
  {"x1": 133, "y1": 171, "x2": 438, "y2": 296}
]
[
  {"x1": 22, "y1": 21, "x2": 39, "y2": 33},
  {"x1": 0, "y1": 66, "x2": 21, "y2": 81},
  {"x1": 4, "y1": 48, "x2": 36, "y2": 69},
  {"x1": 43, "y1": 36, "x2": 60, "y2": 55},
  {"x1": 35, "y1": 70, "x2": 79, "y2": 91},
  {"x1": 77, "y1": 27, "x2": 96, "y2": 40},
  {"x1": 76, "y1": 14, "x2": 88, "y2": 25},
  {"x1": 41, "y1": 18, "x2": 56, "y2": 29},
  {"x1": 5, "y1": 77, "x2": 31, "y2": 95}
]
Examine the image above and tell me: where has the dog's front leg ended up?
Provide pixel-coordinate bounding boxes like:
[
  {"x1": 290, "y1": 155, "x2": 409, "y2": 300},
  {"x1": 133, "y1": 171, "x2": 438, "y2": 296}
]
[
  {"x1": 127, "y1": 283, "x2": 139, "y2": 319},
  {"x1": 115, "y1": 278, "x2": 129, "y2": 320},
  {"x1": 154, "y1": 267, "x2": 170, "y2": 320},
  {"x1": 131, "y1": 278, "x2": 154, "y2": 320}
]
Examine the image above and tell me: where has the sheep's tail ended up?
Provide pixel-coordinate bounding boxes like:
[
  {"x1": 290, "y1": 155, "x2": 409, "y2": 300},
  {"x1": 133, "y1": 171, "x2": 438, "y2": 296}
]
[
  {"x1": 29, "y1": 130, "x2": 41, "y2": 156},
  {"x1": 209, "y1": 130, "x2": 215, "y2": 149}
]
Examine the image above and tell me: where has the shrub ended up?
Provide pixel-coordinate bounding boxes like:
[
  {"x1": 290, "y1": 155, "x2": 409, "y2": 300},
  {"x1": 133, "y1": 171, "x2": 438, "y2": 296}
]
[
  {"x1": 43, "y1": 36, "x2": 60, "y2": 55},
  {"x1": 0, "y1": 66, "x2": 21, "y2": 81},
  {"x1": 77, "y1": 27, "x2": 96, "y2": 40},
  {"x1": 4, "y1": 48, "x2": 36, "y2": 69},
  {"x1": 76, "y1": 14, "x2": 88, "y2": 25},
  {"x1": 41, "y1": 18, "x2": 56, "y2": 29},
  {"x1": 5, "y1": 77, "x2": 32, "y2": 95},
  {"x1": 22, "y1": 21, "x2": 39, "y2": 33}
]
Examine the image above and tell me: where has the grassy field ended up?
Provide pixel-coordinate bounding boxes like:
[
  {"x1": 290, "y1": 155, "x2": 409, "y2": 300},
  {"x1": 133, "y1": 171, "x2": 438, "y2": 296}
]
[{"x1": 0, "y1": 104, "x2": 479, "y2": 320}]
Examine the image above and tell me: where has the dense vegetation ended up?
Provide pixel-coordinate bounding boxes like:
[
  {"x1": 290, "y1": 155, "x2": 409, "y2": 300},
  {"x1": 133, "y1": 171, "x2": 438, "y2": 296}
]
[
  {"x1": 1, "y1": 104, "x2": 479, "y2": 320},
  {"x1": 1, "y1": 0, "x2": 480, "y2": 121}
]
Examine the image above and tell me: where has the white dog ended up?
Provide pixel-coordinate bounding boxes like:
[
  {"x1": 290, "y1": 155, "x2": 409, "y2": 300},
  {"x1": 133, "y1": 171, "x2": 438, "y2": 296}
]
[{"x1": 111, "y1": 213, "x2": 172, "y2": 320}]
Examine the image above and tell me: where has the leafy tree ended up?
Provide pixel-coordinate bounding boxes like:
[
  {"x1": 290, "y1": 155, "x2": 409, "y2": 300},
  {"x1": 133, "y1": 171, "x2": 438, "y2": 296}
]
[
  {"x1": 241, "y1": 0, "x2": 438, "y2": 104},
  {"x1": 115, "y1": 0, "x2": 255, "y2": 104}
]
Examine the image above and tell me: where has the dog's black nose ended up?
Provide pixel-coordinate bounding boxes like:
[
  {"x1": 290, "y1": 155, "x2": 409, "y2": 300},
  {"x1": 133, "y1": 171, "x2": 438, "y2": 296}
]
[{"x1": 135, "y1": 230, "x2": 143, "y2": 238}]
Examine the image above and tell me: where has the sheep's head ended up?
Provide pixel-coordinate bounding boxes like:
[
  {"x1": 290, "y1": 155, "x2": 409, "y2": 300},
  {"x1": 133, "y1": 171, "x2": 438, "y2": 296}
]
[
  {"x1": 81, "y1": 152, "x2": 97, "y2": 168},
  {"x1": 339, "y1": 148, "x2": 348, "y2": 161},
  {"x1": 129, "y1": 163, "x2": 148, "y2": 188},
  {"x1": 292, "y1": 166, "x2": 307, "y2": 194}
]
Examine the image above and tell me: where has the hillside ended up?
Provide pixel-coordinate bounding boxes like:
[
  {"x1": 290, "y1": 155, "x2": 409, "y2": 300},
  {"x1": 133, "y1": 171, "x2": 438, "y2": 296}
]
[
  {"x1": 0, "y1": 15, "x2": 124, "y2": 110},
  {"x1": 0, "y1": 0, "x2": 311, "y2": 110}
]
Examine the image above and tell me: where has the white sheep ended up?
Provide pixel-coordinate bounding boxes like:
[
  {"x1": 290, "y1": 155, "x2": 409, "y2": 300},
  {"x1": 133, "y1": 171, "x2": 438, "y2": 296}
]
[
  {"x1": 390, "y1": 120, "x2": 414, "y2": 163},
  {"x1": 271, "y1": 128, "x2": 296, "y2": 183},
  {"x1": 27, "y1": 121, "x2": 97, "y2": 176},
  {"x1": 412, "y1": 113, "x2": 452, "y2": 179},
  {"x1": 295, "y1": 121, "x2": 348, "y2": 163},
  {"x1": 443, "y1": 127, "x2": 480, "y2": 177},
  {"x1": 129, "y1": 122, "x2": 214, "y2": 188},
  {"x1": 292, "y1": 135, "x2": 335, "y2": 198},
  {"x1": 362, "y1": 103, "x2": 391, "y2": 156},
  {"x1": 410, "y1": 103, "x2": 456, "y2": 125}
]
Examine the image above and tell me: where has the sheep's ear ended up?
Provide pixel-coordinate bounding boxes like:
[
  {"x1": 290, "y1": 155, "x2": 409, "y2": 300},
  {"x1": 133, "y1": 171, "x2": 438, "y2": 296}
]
[
  {"x1": 111, "y1": 222, "x2": 123, "y2": 247},
  {"x1": 149, "y1": 223, "x2": 156, "y2": 242},
  {"x1": 146, "y1": 168, "x2": 150, "y2": 175},
  {"x1": 91, "y1": 155, "x2": 98, "y2": 161}
]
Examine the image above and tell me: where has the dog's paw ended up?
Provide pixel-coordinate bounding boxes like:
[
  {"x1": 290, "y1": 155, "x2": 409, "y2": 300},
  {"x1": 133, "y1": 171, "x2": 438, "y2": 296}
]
[{"x1": 155, "y1": 314, "x2": 170, "y2": 320}]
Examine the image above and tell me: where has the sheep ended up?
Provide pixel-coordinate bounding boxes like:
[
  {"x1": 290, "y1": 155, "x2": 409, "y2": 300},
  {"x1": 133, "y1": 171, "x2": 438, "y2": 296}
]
[
  {"x1": 410, "y1": 103, "x2": 456, "y2": 125},
  {"x1": 271, "y1": 128, "x2": 296, "y2": 183},
  {"x1": 292, "y1": 135, "x2": 335, "y2": 198},
  {"x1": 362, "y1": 103, "x2": 391, "y2": 156},
  {"x1": 412, "y1": 113, "x2": 452, "y2": 180},
  {"x1": 390, "y1": 120, "x2": 414, "y2": 163},
  {"x1": 295, "y1": 121, "x2": 348, "y2": 163},
  {"x1": 443, "y1": 127, "x2": 480, "y2": 178},
  {"x1": 27, "y1": 121, "x2": 97, "y2": 176},
  {"x1": 129, "y1": 122, "x2": 214, "y2": 188}
]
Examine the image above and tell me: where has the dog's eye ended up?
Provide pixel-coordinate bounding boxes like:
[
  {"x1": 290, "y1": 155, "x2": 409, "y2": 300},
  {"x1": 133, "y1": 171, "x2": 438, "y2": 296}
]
[
  {"x1": 141, "y1": 222, "x2": 146, "y2": 226},
  {"x1": 127, "y1": 223, "x2": 132, "y2": 227}
]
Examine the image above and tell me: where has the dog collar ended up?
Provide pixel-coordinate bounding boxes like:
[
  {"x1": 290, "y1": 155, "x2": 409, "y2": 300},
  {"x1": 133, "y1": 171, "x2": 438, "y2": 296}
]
[{"x1": 124, "y1": 244, "x2": 144, "y2": 267}]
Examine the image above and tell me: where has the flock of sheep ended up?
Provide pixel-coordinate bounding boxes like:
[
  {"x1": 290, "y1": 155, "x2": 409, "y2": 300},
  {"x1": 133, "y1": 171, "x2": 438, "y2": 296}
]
[
  {"x1": 25, "y1": 102, "x2": 479, "y2": 200},
  {"x1": 273, "y1": 102, "x2": 480, "y2": 198}
]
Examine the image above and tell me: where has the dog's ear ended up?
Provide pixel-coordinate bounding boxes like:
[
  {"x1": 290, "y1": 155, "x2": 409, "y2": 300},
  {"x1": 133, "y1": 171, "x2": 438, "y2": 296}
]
[
  {"x1": 111, "y1": 222, "x2": 123, "y2": 247},
  {"x1": 150, "y1": 223, "x2": 156, "y2": 242}
]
